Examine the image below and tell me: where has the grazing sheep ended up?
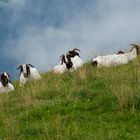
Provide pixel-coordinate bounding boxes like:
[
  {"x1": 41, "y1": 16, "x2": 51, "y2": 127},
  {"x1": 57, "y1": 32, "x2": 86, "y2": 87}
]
[
  {"x1": 53, "y1": 55, "x2": 67, "y2": 74},
  {"x1": 92, "y1": 47, "x2": 137, "y2": 67},
  {"x1": 0, "y1": 72, "x2": 14, "y2": 93},
  {"x1": 17, "y1": 64, "x2": 41, "y2": 86}
]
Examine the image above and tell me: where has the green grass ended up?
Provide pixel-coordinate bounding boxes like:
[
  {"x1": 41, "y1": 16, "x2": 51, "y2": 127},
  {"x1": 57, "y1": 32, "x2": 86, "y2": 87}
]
[{"x1": 0, "y1": 58, "x2": 140, "y2": 140}]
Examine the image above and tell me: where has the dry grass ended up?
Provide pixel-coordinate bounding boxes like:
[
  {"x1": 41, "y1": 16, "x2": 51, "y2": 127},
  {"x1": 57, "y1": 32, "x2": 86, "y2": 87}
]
[{"x1": 0, "y1": 58, "x2": 140, "y2": 139}]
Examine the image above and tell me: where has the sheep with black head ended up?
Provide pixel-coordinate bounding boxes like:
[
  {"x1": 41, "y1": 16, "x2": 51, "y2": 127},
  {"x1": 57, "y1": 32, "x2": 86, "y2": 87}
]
[
  {"x1": 65, "y1": 48, "x2": 83, "y2": 71},
  {"x1": 17, "y1": 64, "x2": 41, "y2": 86},
  {"x1": 92, "y1": 44, "x2": 137, "y2": 67},
  {"x1": 53, "y1": 55, "x2": 67, "y2": 74},
  {"x1": 53, "y1": 48, "x2": 83, "y2": 74},
  {"x1": 0, "y1": 72, "x2": 14, "y2": 93}
]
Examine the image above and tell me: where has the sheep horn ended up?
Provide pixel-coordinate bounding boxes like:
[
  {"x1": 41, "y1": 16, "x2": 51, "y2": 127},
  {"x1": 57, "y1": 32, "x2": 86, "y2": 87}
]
[
  {"x1": 17, "y1": 65, "x2": 22, "y2": 70},
  {"x1": 69, "y1": 48, "x2": 80, "y2": 52},
  {"x1": 28, "y1": 64, "x2": 35, "y2": 67},
  {"x1": 130, "y1": 43, "x2": 138, "y2": 46},
  {"x1": 130, "y1": 43, "x2": 140, "y2": 48}
]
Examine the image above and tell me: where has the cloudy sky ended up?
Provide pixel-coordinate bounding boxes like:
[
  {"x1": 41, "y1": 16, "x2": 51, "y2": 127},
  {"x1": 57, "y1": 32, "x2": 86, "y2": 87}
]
[{"x1": 0, "y1": 0, "x2": 140, "y2": 80}]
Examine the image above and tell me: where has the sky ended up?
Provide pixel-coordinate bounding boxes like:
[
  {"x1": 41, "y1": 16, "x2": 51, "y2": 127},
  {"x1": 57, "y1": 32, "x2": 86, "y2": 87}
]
[{"x1": 0, "y1": 0, "x2": 140, "y2": 80}]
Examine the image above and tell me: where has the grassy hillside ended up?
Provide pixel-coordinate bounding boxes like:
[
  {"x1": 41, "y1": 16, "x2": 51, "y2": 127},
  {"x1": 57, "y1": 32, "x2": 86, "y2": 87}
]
[{"x1": 0, "y1": 58, "x2": 140, "y2": 140}]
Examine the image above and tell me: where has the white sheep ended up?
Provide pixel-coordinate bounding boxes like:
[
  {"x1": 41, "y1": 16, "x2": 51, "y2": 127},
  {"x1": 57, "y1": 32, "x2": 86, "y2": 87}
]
[
  {"x1": 92, "y1": 47, "x2": 137, "y2": 67},
  {"x1": 17, "y1": 64, "x2": 41, "y2": 86},
  {"x1": 69, "y1": 55, "x2": 83, "y2": 71},
  {"x1": 53, "y1": 55, "x2": 67, "y2": 74},
  {"x1": 66, "y1": 48, "x2": 83, "y2": 71},
  {"x1": 53, "y1": 48, "x2": 83, "y2": 74},
  {"x1": 0, "y1": 72, "x2": 14, "y2": 93}
]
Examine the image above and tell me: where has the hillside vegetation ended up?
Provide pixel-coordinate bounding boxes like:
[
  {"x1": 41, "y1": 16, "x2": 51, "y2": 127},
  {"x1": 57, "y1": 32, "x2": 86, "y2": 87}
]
[{"x1": 0, "y1": 58, "x2": 140, "y2": 140}]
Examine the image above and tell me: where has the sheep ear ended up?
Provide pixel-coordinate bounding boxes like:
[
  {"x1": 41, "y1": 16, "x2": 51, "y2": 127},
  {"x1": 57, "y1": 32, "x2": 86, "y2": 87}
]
[
  {"x1": 60, "y1": 54, "x2": 64, "y2": 60},
  {"x1": 17, "y1": 65, "x2": 22, "y2": 70},
  {"x1": 6, "y1": 73, "x2": 10, "y2": 79},
  {"x1": 7, "y1": 74, "x2": 11, "y2": 83},
  {"x1": 60, "y1": 55, "x2": 65, "y2": 64},
  {"x1": 28, "y1": 64, "x2": 34, "y2": 67},
  {"x1": 60, "y1": 55, "x2": 64, "y2": 59}
]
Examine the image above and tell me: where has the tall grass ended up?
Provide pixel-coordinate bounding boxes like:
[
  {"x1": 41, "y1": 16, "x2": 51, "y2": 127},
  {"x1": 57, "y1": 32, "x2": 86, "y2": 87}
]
[{"x1": 0, "y1": 58, "x2": 140, "y2": 139}]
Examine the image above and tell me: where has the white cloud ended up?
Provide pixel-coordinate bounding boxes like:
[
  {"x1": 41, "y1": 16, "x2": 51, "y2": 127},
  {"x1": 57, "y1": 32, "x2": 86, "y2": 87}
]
[{"x1": 3, "y1": 0, "x2": 140, "y2": 73}]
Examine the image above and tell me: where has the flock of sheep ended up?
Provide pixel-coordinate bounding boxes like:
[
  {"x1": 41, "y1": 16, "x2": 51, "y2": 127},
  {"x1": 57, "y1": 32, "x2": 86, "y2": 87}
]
[{"x1": 0, "y1": 43, "x2": 139, "y2": 94}]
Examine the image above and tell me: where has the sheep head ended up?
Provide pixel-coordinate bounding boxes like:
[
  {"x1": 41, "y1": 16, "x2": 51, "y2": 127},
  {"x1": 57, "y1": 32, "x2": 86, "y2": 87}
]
[
  {"x1": 116, "y1": 50, "x2": 125, "y2": 54},
  {"x1": 0, "y1": 72, "x2": 10, "y2": 87},
  {"x1": 68, "y1": 48, "x2": 81, "y2": 58},
  {"x1": 17, "y1": 64, "x2": 31, "y2": 77},
  {"x1": 92, "y1": 60, "x2": 98, "y2": 67},
  {"x1": 130, "y1": 43, "x2": 140, "y2": 55}
]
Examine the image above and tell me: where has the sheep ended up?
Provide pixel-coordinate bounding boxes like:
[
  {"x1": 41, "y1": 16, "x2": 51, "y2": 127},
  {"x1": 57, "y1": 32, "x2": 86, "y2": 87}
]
[
  {"x1": 17, "y1": 64, "x2": 41, "y2": 86},
  {"x1": 53, "y1": 48, "x2": 83, "y2": 74},
  {"x1": 0, "y1": 72, "x2": 14, "y2": 93},
  {"x1": 53, "y1": 55, "x2": 67, "y2": 74},
  {"x1": 65, "y1": 48, "x2": 83, "y2": 71},
  {"x1": 92, "y1": 46, "x2": 137, "y2": 67},
  {"x1": 65, "y1": 55, "x2": 83, "y2": 71}
]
